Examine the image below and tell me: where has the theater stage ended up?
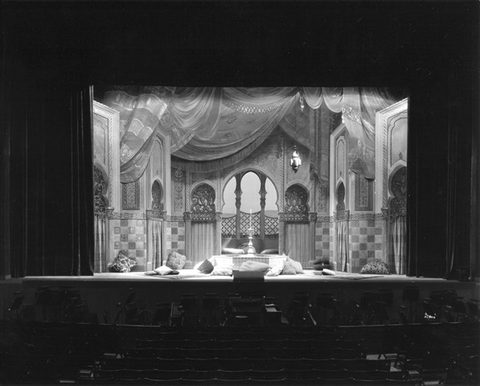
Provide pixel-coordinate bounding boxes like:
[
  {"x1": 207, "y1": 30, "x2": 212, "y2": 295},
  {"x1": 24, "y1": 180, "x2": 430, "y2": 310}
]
[{"x1": 1, "y1": 270, "x2": 477, "y2": 324}]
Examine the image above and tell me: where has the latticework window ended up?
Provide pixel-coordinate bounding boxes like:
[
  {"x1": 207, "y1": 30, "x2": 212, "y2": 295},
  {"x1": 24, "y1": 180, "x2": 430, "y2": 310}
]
[
  {"x1": 264, "y1": 215, "x2": 279, "y2": 238},
  {"x1": 240, "y1": 211, "x2": 260, "y2": 238},
  {"x1": 221, "y1": 215, "x2": 236, "y2": 238}
]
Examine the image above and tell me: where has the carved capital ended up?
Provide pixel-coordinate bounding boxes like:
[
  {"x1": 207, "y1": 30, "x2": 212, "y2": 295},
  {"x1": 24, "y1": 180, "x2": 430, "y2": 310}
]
[
  {"x1": 334, "y1": 209, "x2": 350, "y2": 222},
  {"x1": 146, "y1": 209, "x2": 166, "y2": 220}
]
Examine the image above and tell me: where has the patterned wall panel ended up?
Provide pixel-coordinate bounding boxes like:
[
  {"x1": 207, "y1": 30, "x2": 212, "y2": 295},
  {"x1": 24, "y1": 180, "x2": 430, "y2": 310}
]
[
  {"x1": 348, "y1": 214, "x2": 384, "y2": 273},
  {"x1": 122, "y1": 181, "x2": 140, "y2": 210},
  {"x1": 112, "y1": 218, "x2": 147, "y2": 269},
  {"x1": 173, "y1": 168, "x2": 185, "y2": 213},
  {"x1": 166, "y1": 219, "x2": 186, "y2": 256},
  {"x1": 354, "y1": 174, "x2": 373, "y2": 211}
]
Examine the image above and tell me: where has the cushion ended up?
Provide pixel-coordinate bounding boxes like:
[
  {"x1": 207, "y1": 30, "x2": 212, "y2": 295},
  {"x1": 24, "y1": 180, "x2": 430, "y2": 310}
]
[
  {"x1": 211, "y1": 266, "x2": 233, "y2": 276},
  {"x1": 222, "y1": 247, "x2": 244, "y2": 254},
  {"x1": 239, "y1": 261, "x2": 270, "y2": 274},
  {"x1": 196, "y1": 259, "x2": 214, "y2": 274},
  {"x1": 287, "y1": 257, "x2": 303, "y2": 274},
  {"x1": 360, "y1": 260, "x2": 390, "y2": 274},
  {"x1": 281, "y1": 259, "x2": 297, "y2": 275},
  {"x1": 266, "y1": 264, "x2": 283, "y2": 276},
  {"x1": 313, "y1": 257, "x2": 329, "y2": 264},
  {"x1": 154, "y1": 265, "x2": 174, "y2": 276},
  {"x1": 269, "y1": 256, "x2": 286, "y2": 271},
  {"x1": 314, "y1": 263, "x2": 331, "y2": 271},
  {"x1": 108, "y1": 251, "x2": 137, "y2": 273},
  {"x1": 166, "y1": 251, "x2": 187, "y2": 270},
  {"x1": 261, "y1": 249, "x2": 279, "y2": 255}
]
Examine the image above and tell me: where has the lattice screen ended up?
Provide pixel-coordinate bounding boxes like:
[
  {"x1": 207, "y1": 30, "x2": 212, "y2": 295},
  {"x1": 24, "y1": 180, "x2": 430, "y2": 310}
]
[
  {"x1": 221, "y1": 215, "x2": 236, "y2": 238},
  {"x1": 221, "y1": 212, "x2": 279, "y2": 239},
  {"x1": 265, "y1": 215, "x2": 279, "y2": 238}
]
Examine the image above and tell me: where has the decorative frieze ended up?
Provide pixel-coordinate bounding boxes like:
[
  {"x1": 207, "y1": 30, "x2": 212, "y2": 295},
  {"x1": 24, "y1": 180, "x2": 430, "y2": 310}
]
[
  {"x1": 334, "y1": 209, "x2": 350, "y2": 222},
  {"x1": 108, "y1": 211, "x2": 146, "y2": 220},
  {"x1": 174, "y1": 168, "x2": 185, "y2": 213},
  {"x1": 279, "y1": 212, "x2": 309, "y2": 223},
  {"x1": 146, "y1": 209, "x2": 166, "y2": 220}
]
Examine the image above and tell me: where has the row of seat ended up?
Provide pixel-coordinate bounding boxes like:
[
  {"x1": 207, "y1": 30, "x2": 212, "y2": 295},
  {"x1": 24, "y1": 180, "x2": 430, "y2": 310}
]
[
  {"x1": 79, "y1": 376, "x2": 421, "y2": 385},
  {"x1": 88, "y1": 368, "x2": 411, "y2": 382},
  {"x1": 135, "y1": 337, "x2": 362, "y2": 350},
  {"x1": 97, "y1": 357, "x2": 393, "y2": 371}
]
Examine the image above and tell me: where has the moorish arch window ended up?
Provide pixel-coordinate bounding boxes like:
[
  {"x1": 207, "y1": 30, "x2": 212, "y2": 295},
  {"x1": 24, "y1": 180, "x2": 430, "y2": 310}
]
[
  {"x1": 191, "y1": 183, "x2": 216, "y2": 220},
  {"x1": 151, "y1": 179, "x2": 163, "y2": 211},
  {"x1": 222, "y1": 171, "x2": 279, "y2": 242},
  {"x1": 284, "y1": 184, "x2": 309, "y2": 220}
]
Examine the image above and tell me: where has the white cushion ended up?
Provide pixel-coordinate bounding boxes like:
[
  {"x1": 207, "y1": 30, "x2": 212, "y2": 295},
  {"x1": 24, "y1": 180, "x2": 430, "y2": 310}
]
[
  {"x1": 154, "y1": 265, "x2": 173, "y2": 276},
  {"x1": 211, "y1": 266, "x2": 233, "y2": 276}
]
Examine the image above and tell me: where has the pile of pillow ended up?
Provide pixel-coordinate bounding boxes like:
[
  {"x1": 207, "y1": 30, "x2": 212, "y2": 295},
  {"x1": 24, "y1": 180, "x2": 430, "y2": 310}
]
[
  {"x1": 165, "y1": 251, "x2": 187, "y2": 270},
  {"x1": 312, "y1": 257, "x2": 331, "y2": 271},
  {"x1": 150, "y1": 265, "x2": 179, "y2": 276},
  {"x1": 266, "y1": 256, "x2": 303, "y2": 276},
  {"x1": 360, "y1": 260, "x2": 390, "y2": 274},
  {"x1": 108, "y1": 251, "x2": 137, "y2": 273}
]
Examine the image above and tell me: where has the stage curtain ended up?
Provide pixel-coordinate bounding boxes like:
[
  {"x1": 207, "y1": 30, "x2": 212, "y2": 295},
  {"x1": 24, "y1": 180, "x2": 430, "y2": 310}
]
[
  {"x1": 284, "y1": 223, "x2": 310, "y2": 267},
  {"x1": 336, "y1": 221, "x2": 348, "y2": 272},
  {"x1": 149, "y1": 219, "x2": 163, "y2": 268},
  {"x1": 191, "y1": 222, "x2": 216, "y2": 262},
  {"x1": 9, "y1": 85, "x2": 94, "y2": 277},
  {"x1": 94, "y1": 215, "x2": 107, "y2": 273},
  {"x1": 391, "y1": 216, "x2": 406, "y2": 275}
]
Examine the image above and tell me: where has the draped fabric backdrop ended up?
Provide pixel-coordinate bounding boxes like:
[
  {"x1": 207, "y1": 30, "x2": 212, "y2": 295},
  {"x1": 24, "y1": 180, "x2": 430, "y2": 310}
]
[
  {"x1": 336, "y1": 222, "x2": 349, "y2": 272},
  {"x1": 191, "y1": 222, "x2": 216, "y2": 263},
  {"x1": 148, "y1": 219, "x2": 163, "y2": 268},
  {"x1": 98, "y1": 87, "x2": 398, "y2": 180},
  {"x1": 284, "y1": 223, "x2": 310, "y2": 268},
  {"x1": 391, "y1": 216, "x2": 406, "y2": 275},
  {"x1": 94, "y1": 215, "x2": 107, "y2": 273}
]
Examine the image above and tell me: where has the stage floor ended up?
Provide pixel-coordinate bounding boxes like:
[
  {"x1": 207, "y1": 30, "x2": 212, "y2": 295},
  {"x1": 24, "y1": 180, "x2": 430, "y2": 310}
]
[{"x1": 1, "y1": 270, "x2": 478, "y2": 323}]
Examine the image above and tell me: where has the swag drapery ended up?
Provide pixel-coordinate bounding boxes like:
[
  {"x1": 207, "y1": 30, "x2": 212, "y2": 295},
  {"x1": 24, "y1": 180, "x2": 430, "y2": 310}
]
[{"x1": 99, "y1": 87, "x2": 397, "y2": 181}]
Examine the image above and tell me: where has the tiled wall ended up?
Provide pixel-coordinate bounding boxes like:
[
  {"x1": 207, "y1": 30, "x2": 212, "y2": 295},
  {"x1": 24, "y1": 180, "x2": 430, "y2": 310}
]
[
  {"x1": 111, "y1": 219, "x2": 146, "y2": 270},
  {"x1": 315, "y1": 221, "x2": 333, "y2": 260},
  {"x1": 313, "y1": 216, "x2": 385, "y2": 273},
  {"x1": 349, "y1": 218, "x2": 384, "y2": 273},
  {"x1": 166, "y1": 220, "x2": 186, "y2": 256}
]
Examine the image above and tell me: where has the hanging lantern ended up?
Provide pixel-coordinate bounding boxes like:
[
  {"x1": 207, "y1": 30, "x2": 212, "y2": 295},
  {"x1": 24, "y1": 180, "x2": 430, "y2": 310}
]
[{"x1": 290, "y1": 145, "x2": 302, "y2": 173}]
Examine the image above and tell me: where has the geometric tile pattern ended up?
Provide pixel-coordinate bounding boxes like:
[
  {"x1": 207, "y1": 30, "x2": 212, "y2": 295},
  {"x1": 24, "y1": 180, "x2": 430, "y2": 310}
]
[
  {"x1": 313, "y1": 217, "x2": 385, "y2": 273},
  {"x1": 349, "y1": 219, "x2": 384, "y2": 273},
  {"x1": 112, "y1": 219, "x2": 146, "y2": 270},
  {"x1": 315, "y1": 221, "x2": 332, "y2": 259},
  {"x1": 166, "y1": 221, "x2": 185, "y2": 256}
]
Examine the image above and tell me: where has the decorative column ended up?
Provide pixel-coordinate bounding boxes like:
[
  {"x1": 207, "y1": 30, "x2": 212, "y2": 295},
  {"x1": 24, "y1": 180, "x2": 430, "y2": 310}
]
[
  {"x1": 235, "y1": 174, "x2": 242, "y2": 239},
  {"x1": 309, "y1": 212, "x2": 317, "y2": 265},
  {"x1": 259, "y1": 174, "x2": 267, "y2": 241},
  {"x1": 184, "y1": 212, "x2": 192, "y2": 260},
  {"x1": 106, "y1": 207, "x2": 115, "y2": 267},
  {"x1": 164, "y1": 136, "x2": 171, "y2": 216},
  {"x1": 215, "y1": 212, "x2": 222, "y2": 255},
  {"x1": 278, "y1": 212, "x2": 286, "y2": 254}
]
